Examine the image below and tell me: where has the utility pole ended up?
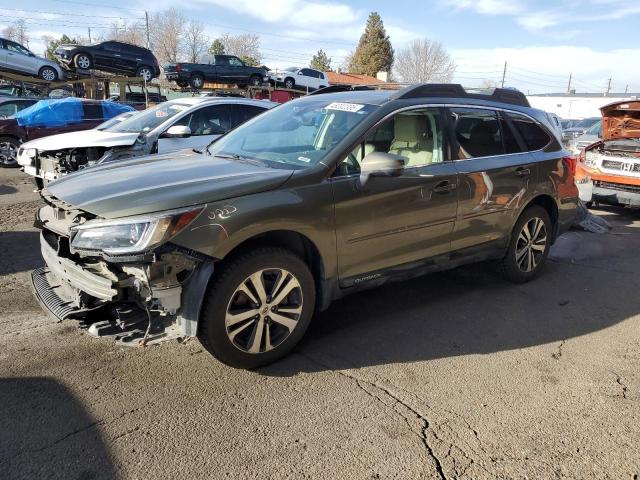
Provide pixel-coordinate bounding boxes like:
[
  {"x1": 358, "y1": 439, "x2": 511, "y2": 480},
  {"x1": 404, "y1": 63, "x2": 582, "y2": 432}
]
[
  {"x1": 625, "y1": 84, "x2": 629, "y2": 94},
  {"x1": 145, "y1": 11, "x2": 150, "y2": 49},
  {"x1": 567, "y1": 73, "x2": 572, "y2": 94},
  {"x1": 606, "y1": 77, "x2": 612, "y2": 96},
  {"x1": 501, "y1": 61, "x2": 507, "y2": 88},
  {"x1": 87, "y1": 27, "x2": 92, "y2": 43}
]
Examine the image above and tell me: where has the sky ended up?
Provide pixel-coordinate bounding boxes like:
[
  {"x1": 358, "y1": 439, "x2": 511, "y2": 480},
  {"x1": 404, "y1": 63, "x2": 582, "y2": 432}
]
[{"x1": 1, "y1": 0, "x2": 638, "y2": 94}]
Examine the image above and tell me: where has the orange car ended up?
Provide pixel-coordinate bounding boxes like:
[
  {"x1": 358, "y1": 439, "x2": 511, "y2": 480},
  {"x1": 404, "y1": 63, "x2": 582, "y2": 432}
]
[{"x1": 576, "y1": 100, "x2": 640, "y2": 207}]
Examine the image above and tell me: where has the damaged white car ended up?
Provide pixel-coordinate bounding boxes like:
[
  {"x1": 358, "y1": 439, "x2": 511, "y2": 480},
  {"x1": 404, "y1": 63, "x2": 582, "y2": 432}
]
[{"x1": 17, "y1": 97, "x2": 276, "y2": 187}]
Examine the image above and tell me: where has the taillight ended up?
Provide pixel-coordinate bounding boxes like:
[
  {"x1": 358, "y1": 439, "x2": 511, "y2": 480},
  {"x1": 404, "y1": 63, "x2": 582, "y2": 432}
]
[
  {"x1": 563, "y1": 155, "x2": 577, "y2": 176},
  {"x1": 175, "y1": 64, "x2": 181, "y2": 72}
]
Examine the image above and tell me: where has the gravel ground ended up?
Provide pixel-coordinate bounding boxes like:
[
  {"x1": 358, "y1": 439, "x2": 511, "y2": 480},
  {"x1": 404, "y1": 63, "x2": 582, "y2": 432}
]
[{"x1": 0, "y1": 167, "x2": 639, "y2": 480}]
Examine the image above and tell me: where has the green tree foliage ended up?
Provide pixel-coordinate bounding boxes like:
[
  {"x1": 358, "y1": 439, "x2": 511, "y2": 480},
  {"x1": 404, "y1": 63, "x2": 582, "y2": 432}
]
[
  {"x1": 44, "y1": 34, "x2": 78, "y2": 61},
  {"x1": 348, "y1": 12, "x2": 394, "y2": 76},
  {"x1": 310, "y1": 49, "x2": 331, "y2": 71},
  {"x1": 209, "y1": 38, "x2": 225, "y2": 55}
]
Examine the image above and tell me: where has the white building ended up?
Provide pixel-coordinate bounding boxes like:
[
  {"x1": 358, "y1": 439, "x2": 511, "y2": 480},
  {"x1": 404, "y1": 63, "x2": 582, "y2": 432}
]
[{"x1": 527, "y1": 93, "x2": 639, "y2": 120}]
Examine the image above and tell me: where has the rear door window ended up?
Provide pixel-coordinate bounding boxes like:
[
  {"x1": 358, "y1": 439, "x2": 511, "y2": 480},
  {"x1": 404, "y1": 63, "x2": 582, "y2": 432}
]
[
  {"x1": 505, "y1": 112, "x2": 551, "y2": 151},
  {"x1": 450, "y1": 108, "x2": 504, "y2": 158}
]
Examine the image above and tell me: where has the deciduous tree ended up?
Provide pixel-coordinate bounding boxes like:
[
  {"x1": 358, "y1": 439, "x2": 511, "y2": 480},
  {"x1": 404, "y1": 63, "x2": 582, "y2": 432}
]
[
  {"x1": 184, "y1": 21, "x2": 208, "y2": 63},
  {"x1": 394, "y1": 39, "x2": 456, "y2": 83}
]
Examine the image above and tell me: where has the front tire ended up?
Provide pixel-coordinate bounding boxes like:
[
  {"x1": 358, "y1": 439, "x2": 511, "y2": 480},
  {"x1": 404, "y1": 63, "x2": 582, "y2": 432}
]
[
  {"x1": 249, "y1": 75, "x2": 262, "y2": 87},
  {"x1": 198, "y1": 247, "x2": 316, "y2": 369},
  {"x1": 74, "y1": 53, "x2": 92, "y2": 70},
  {"x1": 500, "y1": 206, "x2": 552, "y2": 283},
  {"x1": 284, "y1": 77, "x2": 295, "y2": 89},
  {"x1": 39, "y1": 66, "x2": 58, "y2": 82},
  {"x1": 0, "y1": 136, "x2": 19, "y2": 167}
]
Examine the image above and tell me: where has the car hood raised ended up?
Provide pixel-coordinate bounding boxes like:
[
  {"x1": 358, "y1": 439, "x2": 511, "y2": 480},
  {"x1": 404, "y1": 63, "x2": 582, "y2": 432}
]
[
  {"x1": 600, "y1": 100, "x2": 640, "y2": 140},
  {"x1": 22, "y1": 129, "x2": 140, "y2": 152},
  {"x1": 46, "y1": 150, "x2": 294, "y2": 218}
]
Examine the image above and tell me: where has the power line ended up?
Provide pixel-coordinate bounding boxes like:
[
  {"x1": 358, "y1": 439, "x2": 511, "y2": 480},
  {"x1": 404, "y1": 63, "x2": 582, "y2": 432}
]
[
  {"x1": 47, "y1": 0, "x2": 146, "y2": 14},
  {"x1": 0, "y1": 6, "x2": 143, "y2": 21}
]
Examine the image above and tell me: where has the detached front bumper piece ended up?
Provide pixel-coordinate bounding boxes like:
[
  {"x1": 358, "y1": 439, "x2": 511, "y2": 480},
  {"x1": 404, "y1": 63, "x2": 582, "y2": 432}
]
[{"x1": 31, "y1": 267, "x2": 80, "y2": 321}]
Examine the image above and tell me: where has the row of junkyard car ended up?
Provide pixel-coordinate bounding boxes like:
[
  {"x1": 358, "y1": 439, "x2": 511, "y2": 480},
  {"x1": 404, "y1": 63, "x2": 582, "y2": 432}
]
[
  {"x1": 15, "y1": 82, "x2": 640, "y2": 369},
  {"x1": 1, "y1": 36, "x2": 331, "y2": 93}
]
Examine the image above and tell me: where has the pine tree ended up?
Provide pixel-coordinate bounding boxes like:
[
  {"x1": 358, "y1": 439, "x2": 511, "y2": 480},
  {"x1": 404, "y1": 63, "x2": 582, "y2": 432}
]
[
  {"x1": 310, "y1": 49, "x2": 331, "y2": 71},
  {"x1": 209, "y1": 38, "x2": 225, "y2": 55},
  {"x1": 349, "y1": 12, "x2": 394, "y2": 76}
]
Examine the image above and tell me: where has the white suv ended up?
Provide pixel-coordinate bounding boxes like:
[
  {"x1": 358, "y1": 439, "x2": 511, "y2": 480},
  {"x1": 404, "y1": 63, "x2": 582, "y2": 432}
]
[
  {"x1": 269, "y1": 67, "x2": 329, "y2": 92},
  {"x1": 0, "y1": 37, "x2": 63, "y2": 82}
]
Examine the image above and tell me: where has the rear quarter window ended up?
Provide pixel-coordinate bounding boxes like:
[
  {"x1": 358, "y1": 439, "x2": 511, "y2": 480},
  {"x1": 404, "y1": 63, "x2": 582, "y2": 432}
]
[{"x1": 506, "y1": 112, "x2": 551, "y2": 151}]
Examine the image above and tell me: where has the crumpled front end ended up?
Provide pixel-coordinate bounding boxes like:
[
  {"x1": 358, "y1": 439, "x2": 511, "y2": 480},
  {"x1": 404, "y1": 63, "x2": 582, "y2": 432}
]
[
  {"x1": 577, "y1": 140, "x2": 640, "y2": 206},
  {"x1": 32, "y1": 192, "x2": 211, "y2": 344}
]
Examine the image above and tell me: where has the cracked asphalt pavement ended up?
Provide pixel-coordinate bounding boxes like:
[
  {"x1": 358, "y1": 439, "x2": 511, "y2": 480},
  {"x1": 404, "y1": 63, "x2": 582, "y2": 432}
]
[{"x1": 1, "y1": 167, "x2": 639, "y2": 479}]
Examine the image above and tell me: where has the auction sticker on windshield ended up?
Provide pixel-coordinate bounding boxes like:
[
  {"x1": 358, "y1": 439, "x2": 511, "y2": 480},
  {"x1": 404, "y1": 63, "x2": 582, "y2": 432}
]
[{"x1": 326, "y1": 102, "x2": 365, "y2": 113}]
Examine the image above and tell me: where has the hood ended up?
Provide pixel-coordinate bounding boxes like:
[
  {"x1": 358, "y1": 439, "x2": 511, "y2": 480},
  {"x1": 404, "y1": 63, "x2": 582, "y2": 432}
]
[
  {"x1": 22, "y1": 129, "x2": 139, "y2": 152},
  {"x1": 600, "y1": 100, "x2": 640, "y2": 141},
  {"x1": 46, "y1": 150, "x2": 294, "y2": 218}
]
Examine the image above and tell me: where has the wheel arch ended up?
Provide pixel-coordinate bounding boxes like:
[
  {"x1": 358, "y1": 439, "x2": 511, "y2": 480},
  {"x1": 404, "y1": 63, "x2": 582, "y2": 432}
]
[
  {"x1": 218, "y1": 229, "x2": 326, "y2": 291},
  {"x1": 519, "y1": 194, "x2": 559, "y2": 240}
]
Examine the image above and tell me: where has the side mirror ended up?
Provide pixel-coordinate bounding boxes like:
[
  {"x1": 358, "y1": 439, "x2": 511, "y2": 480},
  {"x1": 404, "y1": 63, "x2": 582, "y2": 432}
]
[
  {"x1": 162, "y1": 125, "x2": 191, "y2": 138},
  {"x1": 360, "y1": 152, "x2": 405, "y2": 186}
]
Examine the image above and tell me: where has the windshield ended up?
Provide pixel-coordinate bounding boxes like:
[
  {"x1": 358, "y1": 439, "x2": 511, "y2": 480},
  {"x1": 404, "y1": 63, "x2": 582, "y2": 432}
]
[
  {"x1": 96, "y1": 111, "x2": 136, "y2": 130},
  {"x1": 104, "y1": 103, "x2": 190, "y2": 133},
  {"x1": 585, "y1": 120, "x2": 602, "y2": 136},
  {"x1": 574, "y1": 118, "x2": 599, "y2": 128},
  {"x1": 207, "y1": 99, "x2": 377, "y2": 169}
]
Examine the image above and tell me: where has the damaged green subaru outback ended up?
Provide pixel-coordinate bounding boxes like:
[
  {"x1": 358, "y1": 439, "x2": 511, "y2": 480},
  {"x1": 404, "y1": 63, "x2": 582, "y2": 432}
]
[{"x1": 33, "y1": 84, "x2": 579, "y2": 368}]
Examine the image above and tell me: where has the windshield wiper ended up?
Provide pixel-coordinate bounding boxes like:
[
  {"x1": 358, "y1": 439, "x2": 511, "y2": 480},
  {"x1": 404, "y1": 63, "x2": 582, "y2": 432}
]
[{"x1": 213, "y1": 153, "x2": 266, "y2": 167}]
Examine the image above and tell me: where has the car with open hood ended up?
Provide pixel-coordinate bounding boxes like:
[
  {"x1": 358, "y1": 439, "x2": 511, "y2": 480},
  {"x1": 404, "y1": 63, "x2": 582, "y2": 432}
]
[
  {"x1": 17, "y1": 97, "x2": 276, "y2": 185},
  {"x1": 576, "y1": 100, "x2": 640, "y2": 207},
  {"x1": 31, "y1": 84, "x2": 578, "y2": 368},
  {"x1": 0, "y1": 97, "x2": 133, "y2": 167}
]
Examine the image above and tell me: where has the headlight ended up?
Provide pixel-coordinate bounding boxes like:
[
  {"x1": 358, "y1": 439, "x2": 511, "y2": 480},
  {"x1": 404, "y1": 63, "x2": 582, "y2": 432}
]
[
  {"x1": 584, "y1": 151, "x2": 598, "y2": 168},
  {"x1": 70, "y1": 205, "x2": 204, "y2": 255},
  {"x1": 17, "y1": 148, "x2": 37, "y2": 166}
]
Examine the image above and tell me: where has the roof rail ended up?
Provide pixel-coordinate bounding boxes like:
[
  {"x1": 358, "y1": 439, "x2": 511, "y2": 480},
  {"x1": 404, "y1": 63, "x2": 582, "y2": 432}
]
[
  {"x1": 309, "y1": 84, "x2": 377, "y2": 95},
  {"x1": 392, "y1": 83, "x2": 530, "y2": 107}
]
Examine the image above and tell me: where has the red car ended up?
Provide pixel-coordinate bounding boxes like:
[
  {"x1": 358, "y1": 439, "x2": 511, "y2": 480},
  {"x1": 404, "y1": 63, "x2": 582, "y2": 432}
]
[{"x1": 0, "y1": 97, "x2": 134, "y2": 167}]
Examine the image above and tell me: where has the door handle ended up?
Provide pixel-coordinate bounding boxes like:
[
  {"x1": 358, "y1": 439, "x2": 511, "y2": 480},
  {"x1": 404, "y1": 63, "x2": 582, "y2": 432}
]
[
  {"x1": 114, "y1": 54, "x2": 121, "y2": 57},
  {"x1": 515, "y1": 167, "x2": 531, "y2": 177},
  {"x1": 433, "y1": 180, "x2": 457, "y2": 194}
]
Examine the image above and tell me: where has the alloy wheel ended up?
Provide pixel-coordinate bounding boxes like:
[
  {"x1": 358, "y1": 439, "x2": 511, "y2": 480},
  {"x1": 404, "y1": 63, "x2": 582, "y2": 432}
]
[
  {"x1": 225, "y1": 268, "x2": 303, "y2": 354},
  {"x1": 0, "y1": 141, "x2": 17, "y2": 166},
  {"x1": 41, "y1": 68, "x2": 56, "y2": 81},
  {"x1": 192, "y1": 77, "x2": 203, "y2": 88},
  {"x1": 139, "y1": 68, "x2": 152, "y2": 81},
  {"x1": 515, "y1": 217, "x2": 547, "y2": 273},
  {"x1": 77, "y1": 55, "x2": 91, "y2": 69}
]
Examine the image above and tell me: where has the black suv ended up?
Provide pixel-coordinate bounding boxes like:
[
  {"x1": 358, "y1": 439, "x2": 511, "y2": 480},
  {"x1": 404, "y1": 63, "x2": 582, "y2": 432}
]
[
  {"x1": 32, "y1": 84, "x2": 578, "y2": 368},
  {"x1": 54, "y1": 41, "x2": 160, "y2": 81}
]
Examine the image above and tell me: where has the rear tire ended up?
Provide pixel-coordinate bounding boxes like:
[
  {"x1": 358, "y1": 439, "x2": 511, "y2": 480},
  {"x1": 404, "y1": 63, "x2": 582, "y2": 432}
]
[
  {"x1": 500, "y1": 206, "x2": 552, "y2": 283},
  {"x1": 0, "y1": 136, "x2": 19, "y2": 168},
  {"x1": 198, "y1": 247, "x2": 316, "y2": 369},
  {"x1": 190, "y1": 74, "x2": 204, "y2": 89},
  {"x1": 136, "y1": 65, "x2": 153, "y2": 81}
]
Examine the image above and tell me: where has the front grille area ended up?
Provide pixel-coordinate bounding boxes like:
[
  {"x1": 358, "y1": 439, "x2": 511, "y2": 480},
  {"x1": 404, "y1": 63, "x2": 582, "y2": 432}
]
[
  {"x1": 601, "y1": 159, "x2": 640, "y2": 172},
  {"x1": 595, "y1": 180, "x2": 640, "y2": 194}
]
